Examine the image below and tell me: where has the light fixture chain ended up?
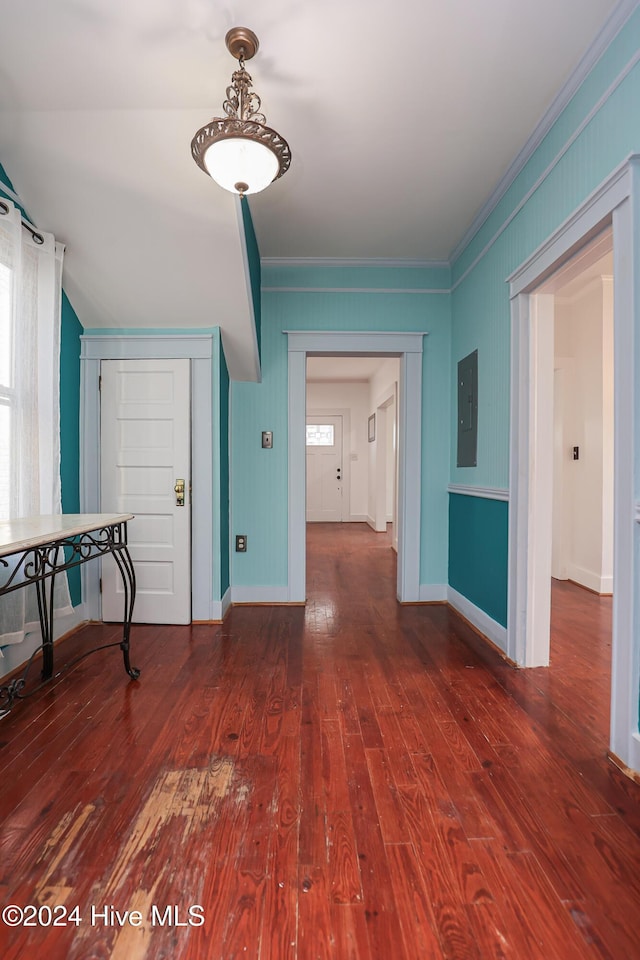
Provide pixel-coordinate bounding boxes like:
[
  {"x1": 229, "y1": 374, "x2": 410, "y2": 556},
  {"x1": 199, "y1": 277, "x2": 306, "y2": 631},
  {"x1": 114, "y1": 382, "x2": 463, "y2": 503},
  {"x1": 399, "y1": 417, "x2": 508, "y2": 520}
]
[{"x1": 223, "y1": 63, "x2": 266, "y2": 125}]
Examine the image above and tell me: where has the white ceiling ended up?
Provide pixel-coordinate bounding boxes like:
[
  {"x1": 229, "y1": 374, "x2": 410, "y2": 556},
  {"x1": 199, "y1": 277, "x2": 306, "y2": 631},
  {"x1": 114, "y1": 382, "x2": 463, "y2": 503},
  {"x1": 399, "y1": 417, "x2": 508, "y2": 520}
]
[
  {"x1": 0, "y1": 0, "x2": 626, "y2": 376},
  {"x1": 306, "y1": 357, "x2": 392, "y2": 383}
]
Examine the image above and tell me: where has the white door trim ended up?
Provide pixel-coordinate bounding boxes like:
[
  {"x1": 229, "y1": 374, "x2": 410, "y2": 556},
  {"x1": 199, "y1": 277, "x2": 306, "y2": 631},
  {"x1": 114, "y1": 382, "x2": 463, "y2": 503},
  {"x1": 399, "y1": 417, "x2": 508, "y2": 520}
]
[
  {"x1": 286, "y1": 330, "x2": 425, "y2": 602},
  {"x1": 507, "y1": 154, "x2": 640, "y2": 773},
  {"x1": 375, "y1": 388, "x2": 397, "y2": 535},
  {"x1": 80, "y1": 334, "x2": 215, "y2": 622}
]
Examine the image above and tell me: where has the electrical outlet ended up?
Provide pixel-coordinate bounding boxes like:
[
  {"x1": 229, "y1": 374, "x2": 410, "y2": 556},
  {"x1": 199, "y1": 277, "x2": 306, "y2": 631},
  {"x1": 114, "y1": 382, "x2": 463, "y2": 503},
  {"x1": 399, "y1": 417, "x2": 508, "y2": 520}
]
[{"x1": 235, "y1": 534, "x2": 247, "y2": 552}]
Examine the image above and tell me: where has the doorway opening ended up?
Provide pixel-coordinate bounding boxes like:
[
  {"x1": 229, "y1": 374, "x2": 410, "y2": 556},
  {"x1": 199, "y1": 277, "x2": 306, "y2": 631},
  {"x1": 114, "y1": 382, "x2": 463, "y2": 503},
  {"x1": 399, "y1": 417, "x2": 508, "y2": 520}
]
[
  {"x1": 305, "y1": 355, "x2": 400, "y2": 598},
  {"x1": 537, "y1": 230, "x2": 614, "y2": 739},
  {"x1": 518, "y1": 227, "x2": 614, "y2": 667},
  {"x1": 305, "y1": 356, "x2": 399, "y2": 538},
  {"x1": 80, "y1": 333, "x2": 217, "y2": 623},
  {"x1": 286, "y1": 330, "x2": 425, "y2": 604},
  {"x1": 507, "y1": 155, "x2": 640, "y2": 773}
]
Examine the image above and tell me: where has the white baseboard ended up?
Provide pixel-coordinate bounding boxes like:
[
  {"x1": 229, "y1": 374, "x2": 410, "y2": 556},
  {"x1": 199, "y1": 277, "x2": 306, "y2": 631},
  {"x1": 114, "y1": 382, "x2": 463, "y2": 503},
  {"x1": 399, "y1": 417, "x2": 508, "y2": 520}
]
[
  {"x1": 366, "y1": 515, "x2": 387, "y2": 533},
  {"x1": 230, "y1": 586, "x2": 291, "y2": 604},
  {"x1": 419, "y1": 584, "x2": 448, "y2": 602},
  {"x1": 447, "y1": 587, "x2": 507, "y2": 654},
  {"x1": 308, "y1": 516, "x2": 368, "y2": 523},
  {"x1": 209, "y1": 587, "x2": 232, "y2": 621},
  {"x1": 567, "y1": 563, "x2": 613, "y2": 595},
  {"x1": 631, "y1": 733, "x2": 640, "y2": 777},
  {"x1": 69, "y1": 602, "x2": 89, "y2": 626},
  {"x1": 0, "y1": 603, "x2": 89, "y2": 680},
  {"x1": 221, "y1": 587, "x2": 232, "y2": 617}
]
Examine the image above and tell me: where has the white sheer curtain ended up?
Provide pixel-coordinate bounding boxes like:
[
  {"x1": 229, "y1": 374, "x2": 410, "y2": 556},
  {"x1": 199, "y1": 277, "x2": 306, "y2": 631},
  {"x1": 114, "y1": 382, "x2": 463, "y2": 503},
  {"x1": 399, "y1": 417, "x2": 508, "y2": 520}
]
[{"x1": 0, "y1": 198, "x2": 72, "y2": 647}]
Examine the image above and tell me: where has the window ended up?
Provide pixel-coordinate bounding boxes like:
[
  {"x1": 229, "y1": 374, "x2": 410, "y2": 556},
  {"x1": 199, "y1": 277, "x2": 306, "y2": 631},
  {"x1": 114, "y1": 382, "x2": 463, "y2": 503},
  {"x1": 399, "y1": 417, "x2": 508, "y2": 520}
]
[
  {"x1": 0, "y1": 197, "x2": 71, "y2": 645},
  {"x1": 306, "y1": 423, "x2": 334, "y2": 446},
  {"x1": 0, "y1": 258, "x2": 12, "y2": 518},
  {"x1": 0, "y1": 202, "x2": 64, "y2": 521}
]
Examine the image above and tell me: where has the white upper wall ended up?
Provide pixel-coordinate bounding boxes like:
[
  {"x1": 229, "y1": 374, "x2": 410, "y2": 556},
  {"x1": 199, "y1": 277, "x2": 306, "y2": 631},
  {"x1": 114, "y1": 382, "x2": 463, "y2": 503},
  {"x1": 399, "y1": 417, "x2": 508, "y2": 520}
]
[{"x1": 553, "y1": 274, "x2": 614, "y2": 592}]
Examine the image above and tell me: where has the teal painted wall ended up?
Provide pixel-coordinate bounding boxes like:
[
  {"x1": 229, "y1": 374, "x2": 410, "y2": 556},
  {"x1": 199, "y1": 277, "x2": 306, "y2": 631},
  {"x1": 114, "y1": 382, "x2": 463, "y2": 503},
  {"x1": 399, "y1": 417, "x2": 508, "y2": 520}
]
[
  {"x1": 1, "y1": 164, "x2": 83, "y2": 606},
  {"x1": 451, "y1": 8, "x2": 640, "y2": 488},
  {"x1": 448, "y1": 494, "x2": 508, "y2": 627},
  {"x1": 59, "y1": 292, "x2": 83, "y2": 605},
  {"x1": 0, "y1": 164, "x2": 18, "y2": 205},
  {"x1": 263, "y1": 263, "x2": 450, "y2": 292},
  {"x1": 448, "y1": 9, "x2": 640, "y2": 623},
  {"x1": 231, "y1": 267, "x2": 452, "y2": 588},
  {"x1": 241, "y1": 198, "x2": 262, "y2": 359},
  {"x1": 219, "y1": 342, "x2": 230, "y2": 594}
]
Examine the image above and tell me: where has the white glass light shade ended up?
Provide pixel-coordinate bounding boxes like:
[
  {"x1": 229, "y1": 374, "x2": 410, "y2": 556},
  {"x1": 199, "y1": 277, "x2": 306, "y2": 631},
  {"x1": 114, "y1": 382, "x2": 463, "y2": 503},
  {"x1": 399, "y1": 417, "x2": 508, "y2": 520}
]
[{"x1": 203, "y1": 137, "x2": 280, "y2": 195}]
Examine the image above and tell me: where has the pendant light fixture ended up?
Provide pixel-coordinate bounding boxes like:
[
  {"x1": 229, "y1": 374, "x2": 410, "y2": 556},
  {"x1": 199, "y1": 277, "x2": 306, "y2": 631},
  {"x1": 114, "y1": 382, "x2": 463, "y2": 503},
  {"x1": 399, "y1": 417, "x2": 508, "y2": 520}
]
[{"x1": 191, "y1": 27, "x2": 291, "y2": 197}]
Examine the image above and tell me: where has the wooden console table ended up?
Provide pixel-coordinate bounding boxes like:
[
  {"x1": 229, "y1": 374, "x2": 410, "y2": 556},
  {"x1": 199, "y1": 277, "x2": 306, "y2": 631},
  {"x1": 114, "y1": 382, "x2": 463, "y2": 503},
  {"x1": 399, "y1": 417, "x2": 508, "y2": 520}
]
[{"x1": 0, "y1": 514, "x2": 139, "y2": 715}]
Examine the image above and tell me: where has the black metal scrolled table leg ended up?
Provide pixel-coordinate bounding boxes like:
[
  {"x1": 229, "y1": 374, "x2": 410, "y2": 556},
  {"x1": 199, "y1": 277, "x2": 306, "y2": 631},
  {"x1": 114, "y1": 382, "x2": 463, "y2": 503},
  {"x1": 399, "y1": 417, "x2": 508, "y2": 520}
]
[
  {"x1": 36, "y1": 544, "x2": 59, "y2": 681},
  {"x1": 111, "y1": 540, "x2": 140, "y2": 680},
  {"x1": 0, "y1": 517, "x2": 143, "y2": 716}
]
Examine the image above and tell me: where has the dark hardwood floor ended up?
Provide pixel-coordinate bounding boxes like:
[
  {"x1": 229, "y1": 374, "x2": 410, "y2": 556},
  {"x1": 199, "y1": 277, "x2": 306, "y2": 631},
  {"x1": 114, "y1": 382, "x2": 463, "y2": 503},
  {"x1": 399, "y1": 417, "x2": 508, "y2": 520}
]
[{"x1": 0, "y1": 522, "x2": 638, "y2": 959}]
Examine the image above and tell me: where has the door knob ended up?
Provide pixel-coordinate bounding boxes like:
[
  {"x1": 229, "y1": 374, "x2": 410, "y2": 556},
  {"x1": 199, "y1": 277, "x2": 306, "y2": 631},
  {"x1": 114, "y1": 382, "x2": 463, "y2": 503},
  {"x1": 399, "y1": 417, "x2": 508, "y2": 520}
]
[{"x1": 174, "y1": 478, "x2": 185, "y2": 506}]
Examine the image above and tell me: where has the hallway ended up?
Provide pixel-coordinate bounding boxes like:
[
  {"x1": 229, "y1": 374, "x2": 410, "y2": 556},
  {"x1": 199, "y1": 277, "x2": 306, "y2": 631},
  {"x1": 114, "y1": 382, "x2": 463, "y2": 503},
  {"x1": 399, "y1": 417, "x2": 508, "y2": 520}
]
[{"x1": 0, "y1": 523, "x2": 638, "y2": 959}]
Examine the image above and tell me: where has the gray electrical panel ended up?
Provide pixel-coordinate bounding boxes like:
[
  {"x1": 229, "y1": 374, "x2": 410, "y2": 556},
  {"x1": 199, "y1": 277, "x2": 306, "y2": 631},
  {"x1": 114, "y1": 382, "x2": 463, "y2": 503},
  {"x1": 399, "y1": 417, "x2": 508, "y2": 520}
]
[{"x1": 457, "y1": 350, "x2": 478, "y2": 467}]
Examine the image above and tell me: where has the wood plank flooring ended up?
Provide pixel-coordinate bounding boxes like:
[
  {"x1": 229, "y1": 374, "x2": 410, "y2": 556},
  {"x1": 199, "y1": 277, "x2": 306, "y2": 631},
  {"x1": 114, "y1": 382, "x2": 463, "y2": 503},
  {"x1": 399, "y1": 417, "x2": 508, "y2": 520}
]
[{"x1": 0, "y1": 522, "x2": 638, "y2": 959}]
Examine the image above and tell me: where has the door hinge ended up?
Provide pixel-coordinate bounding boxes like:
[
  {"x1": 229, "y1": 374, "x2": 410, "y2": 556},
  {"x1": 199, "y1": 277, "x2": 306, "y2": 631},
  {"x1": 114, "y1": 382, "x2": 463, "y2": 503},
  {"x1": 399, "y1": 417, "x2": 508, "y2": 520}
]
[
  {"x1": 99, "y1": 578, "x2": 102, "y2": 594},
  {"x1": 98, "y1": 375, "x2": 102, "y2": 391}
]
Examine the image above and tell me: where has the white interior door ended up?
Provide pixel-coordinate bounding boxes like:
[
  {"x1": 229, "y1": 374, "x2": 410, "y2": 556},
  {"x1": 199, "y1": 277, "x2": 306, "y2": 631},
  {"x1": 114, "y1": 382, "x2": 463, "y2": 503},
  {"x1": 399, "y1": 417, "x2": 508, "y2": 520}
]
[
  {"x1": 100, "y1": 359, "x2": 191, "y2": 624},
  {"x1": 306, "y1": 416, "x2": 343, "y2": 521}
]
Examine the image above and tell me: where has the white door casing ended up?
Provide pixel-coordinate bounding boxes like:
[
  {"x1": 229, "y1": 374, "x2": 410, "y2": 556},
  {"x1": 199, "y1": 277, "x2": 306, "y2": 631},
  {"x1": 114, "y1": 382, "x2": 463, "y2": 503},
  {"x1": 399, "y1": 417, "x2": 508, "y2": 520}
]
[
  {"x1": 100, "y1": 358, "x2": 191, "y2": 624},
  {"x1": 372, "y1": 397, "x2": 396, "y2": 534},
  {"x1": 306, "y1": 415, "x2": 344, "y2": 521},
  {"x1": 287, "y1": 330, "x2": 425, "y2": 603},
  {"x1": 507, "y1": 155, "x2": 640, "y2": 775}
]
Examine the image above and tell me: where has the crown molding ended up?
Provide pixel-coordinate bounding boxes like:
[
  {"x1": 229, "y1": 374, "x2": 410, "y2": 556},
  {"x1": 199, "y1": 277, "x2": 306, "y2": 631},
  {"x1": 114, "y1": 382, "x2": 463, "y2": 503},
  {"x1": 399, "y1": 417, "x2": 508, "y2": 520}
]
[
  {"x1": 263, "y1": 286, "x2": 449, "y2": 294},
  {"x1": 449, "y1": 0, "x2": 640, "y2": 265},
  {"x1": 261, "y1": 257, "x2": 450, "y2": 270}
]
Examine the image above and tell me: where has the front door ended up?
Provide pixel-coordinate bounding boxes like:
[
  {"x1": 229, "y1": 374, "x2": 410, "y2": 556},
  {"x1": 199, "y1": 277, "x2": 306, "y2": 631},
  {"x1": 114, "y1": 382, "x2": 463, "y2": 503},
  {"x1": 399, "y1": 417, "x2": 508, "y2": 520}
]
[
  {"x1": 100, "y1": 358, "x2": 191, "y2": 624},
  {"x1": 306, "y1": 415, "x2": 343, "y2": 522}
]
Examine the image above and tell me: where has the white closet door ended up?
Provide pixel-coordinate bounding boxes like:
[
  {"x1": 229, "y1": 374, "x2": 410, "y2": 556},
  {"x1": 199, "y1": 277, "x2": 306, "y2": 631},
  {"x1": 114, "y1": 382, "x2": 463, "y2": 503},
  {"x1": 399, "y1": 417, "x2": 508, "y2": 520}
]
[{"x1": 100, "y1": 358, "x2": 191, "y2": 624}]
